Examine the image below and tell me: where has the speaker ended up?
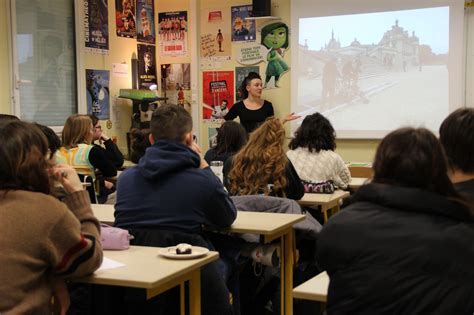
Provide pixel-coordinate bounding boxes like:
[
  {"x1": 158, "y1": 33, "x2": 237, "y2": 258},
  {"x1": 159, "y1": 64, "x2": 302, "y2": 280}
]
[{"x1": 252, "y1": 0, "x2": 271, "y2": 17}]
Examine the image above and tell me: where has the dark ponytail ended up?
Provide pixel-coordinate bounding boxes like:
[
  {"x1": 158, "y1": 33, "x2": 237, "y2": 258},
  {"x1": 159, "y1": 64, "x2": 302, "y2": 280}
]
[{"x1": 238, "y1": 72, "x2": 261, "y2": 99}]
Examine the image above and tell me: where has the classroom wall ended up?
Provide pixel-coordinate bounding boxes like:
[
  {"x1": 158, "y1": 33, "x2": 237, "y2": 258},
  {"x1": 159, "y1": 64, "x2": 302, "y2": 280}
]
[
  {"x1": 197, "y1": 0, "x2": 292, "y2": 150},
  {"x1": 80, "y1": 0, "x2": 192, "y2": 154},
  {"x1": 7, "y1": 0, "x2": 474, "y2": 162},
  {"x1": 0, "y1": 0, "x2": 12, "y2": 115}
]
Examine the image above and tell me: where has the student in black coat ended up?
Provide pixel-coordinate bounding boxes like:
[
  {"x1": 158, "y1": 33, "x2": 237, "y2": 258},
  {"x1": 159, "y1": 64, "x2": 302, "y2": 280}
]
[
  {"x1": 440, "y1": 108, "x2": 474, "y2": 203},
  {"x1": 316, "y1": 127, "x2": 474, "y2": 314}
]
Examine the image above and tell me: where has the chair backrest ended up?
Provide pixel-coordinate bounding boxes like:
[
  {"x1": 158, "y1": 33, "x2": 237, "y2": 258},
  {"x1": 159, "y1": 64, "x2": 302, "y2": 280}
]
[{"x1": 78, "y1": 174, "x2": 98, "y2": 204}]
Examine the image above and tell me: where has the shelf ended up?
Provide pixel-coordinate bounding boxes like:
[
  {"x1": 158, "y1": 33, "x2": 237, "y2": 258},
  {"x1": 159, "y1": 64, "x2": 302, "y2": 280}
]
[{"x1": 244, "y1": 16, "x2": 281, "y2": 21}]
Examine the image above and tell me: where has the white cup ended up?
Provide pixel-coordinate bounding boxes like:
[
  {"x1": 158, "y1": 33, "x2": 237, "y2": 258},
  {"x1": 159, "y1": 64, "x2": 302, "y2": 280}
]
[{"x1": 210, "y1": 161, "x2": 224, "y2": 183}]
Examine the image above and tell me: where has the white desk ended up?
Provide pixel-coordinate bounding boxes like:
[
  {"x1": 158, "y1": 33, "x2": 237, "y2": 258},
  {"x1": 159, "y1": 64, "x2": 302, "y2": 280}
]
[
  {"x1": 293, "y1": 271, "x2": 329, "y2": 302},
  {"x1": 298, "y1": 190, "x2": 350, "y2": 223},
  {"x1": 77, "y1": 245, "x2": 219, "y2": 315},
  {"x1": 92, "y1": 204, "x2": 115, "y2": 224},
  {"x1": 348, "y1": 177, "x2": 369, "y2": 190},
  {"x1": 227, "y1": 211, "x2": 306, "y2": 315},
  {"x1": 90, "y1": 206, "x2": 305, "y2": 315}
]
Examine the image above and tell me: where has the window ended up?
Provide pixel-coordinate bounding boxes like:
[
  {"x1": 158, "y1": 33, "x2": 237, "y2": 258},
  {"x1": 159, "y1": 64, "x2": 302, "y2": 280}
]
[{"x1": 11, "y1": 0, "x2": 77, "y2": 126}]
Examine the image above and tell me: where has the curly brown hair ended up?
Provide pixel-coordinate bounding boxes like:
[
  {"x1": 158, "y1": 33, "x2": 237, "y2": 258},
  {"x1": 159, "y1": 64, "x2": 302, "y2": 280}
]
[{"x1": 228, "y1": 117, "x2": 288, "y2": 196}]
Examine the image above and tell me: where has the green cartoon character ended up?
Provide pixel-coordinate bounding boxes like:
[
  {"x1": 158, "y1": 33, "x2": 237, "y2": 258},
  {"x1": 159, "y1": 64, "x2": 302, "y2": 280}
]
[{"x1": 261, "y1": 22, "x2": 289, "y2": 88}]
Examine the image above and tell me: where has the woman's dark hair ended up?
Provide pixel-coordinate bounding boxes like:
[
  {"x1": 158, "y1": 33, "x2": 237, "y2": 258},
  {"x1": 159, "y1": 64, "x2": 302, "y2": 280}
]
[
  {"x1": 35, "y1": 123, "x2": 61, "y2": 158},
  {"x1": 372, "y1": 127, "x2": 460, "y2": 199},
  {"x1": 238, "y1": 72, "x2": 261, "y2": 99},
  {"x1": 439, "y1": 108, "x2": 474, "y2": 173},
  {"x1": 0, "y1": 114, "x2": 20, "y2": 124},
  {"x1": 289, "y1": 113, "x2": 336, "y2": 152},
  {"x1": 215, "y1": 121, "x2": 248, "y2": 155},
  {"x1": 129, "y1": 128, "x2": 151, "y2": 163},
  {"x1": 0, "y1": 121, "x2": 51, "y2": 194}
]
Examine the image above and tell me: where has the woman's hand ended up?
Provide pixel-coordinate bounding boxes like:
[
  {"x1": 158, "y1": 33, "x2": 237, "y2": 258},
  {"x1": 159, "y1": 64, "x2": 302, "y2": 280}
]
[
  {"x1": 282, "y1": 112, "x2": 301, "y2": 124},
  {"x1": 50, "y1": 164, "x2": 83, "y2": 194}
]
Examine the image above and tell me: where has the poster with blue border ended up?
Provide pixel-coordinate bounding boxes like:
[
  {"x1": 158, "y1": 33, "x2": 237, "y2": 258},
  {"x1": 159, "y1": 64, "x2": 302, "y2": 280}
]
[
  {"x1": 231, "y1": 5, "x2": 255, "y2": 42},
  {"x1": 84, "y1": 0, "x2": 109, "y2": 54},
  {"x1": 86, "y1": 69, "x2": 110, "y2": 119},
  {"x1": 137, "y1": 0, "x2": 155, "y2": 44}
]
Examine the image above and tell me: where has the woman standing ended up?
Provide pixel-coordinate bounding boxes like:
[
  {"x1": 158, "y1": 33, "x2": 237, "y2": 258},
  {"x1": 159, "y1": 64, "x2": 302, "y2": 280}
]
[
  {"x1": 225, "y1": 72, "x2": 274, "y2": 134},
  {"x1": 316, "y1": 127, "x2": 474, "y2": 314},
  {"x1": 225, "y1": 72, "x2": 298, "y2": 134}
]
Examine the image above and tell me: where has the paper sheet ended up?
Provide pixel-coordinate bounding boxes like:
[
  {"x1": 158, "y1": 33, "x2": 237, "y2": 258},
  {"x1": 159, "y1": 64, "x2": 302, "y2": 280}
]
[{"x1": 97, "y1": 257, "x2": 125, "y2": 271}]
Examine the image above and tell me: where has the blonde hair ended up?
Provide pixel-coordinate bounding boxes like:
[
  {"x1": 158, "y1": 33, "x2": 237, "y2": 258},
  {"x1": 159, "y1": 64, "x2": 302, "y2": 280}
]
[
  {"x1": 228, "y1": 117, "x2": 288, "y2": 196},
  {"x1": 62, "y1": 114, "x2": 93, "y2": 149}
]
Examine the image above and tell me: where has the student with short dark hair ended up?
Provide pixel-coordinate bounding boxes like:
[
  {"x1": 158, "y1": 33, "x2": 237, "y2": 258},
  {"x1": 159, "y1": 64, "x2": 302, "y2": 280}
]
[
  {"x1": 115, "y1": 104, "x2": 236, "y2": 314},
  {"x1": 316, "y1": 127, "x2": 474, "y2": 314},
  {"x1": 439, "y1": 108, "x2": 474, "y2": 201}
]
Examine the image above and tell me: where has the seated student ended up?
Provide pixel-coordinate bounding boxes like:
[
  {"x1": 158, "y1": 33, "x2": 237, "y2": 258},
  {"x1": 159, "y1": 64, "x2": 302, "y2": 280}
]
[
  {"x1": 439, "y1": 108, "x2": 474, "y2": 202},
  {"x1": 56, "y1": 114, "x2": 117, "y2": 202},
  {"x1": 115, "y1": 104, "x2": 236, "y2": 315},
  {"x1": 204, "y1": 121, "x2": 248, "y2": 164},
  {"x1": 0, "y1": 113, "x2": 20, "y2": 124},
  {"x1": 89, "y1": 114, "x2": 124, "y2": 202},
  {"x1": 129, "y1": 128, "x2": 151, "y2": 164},
  {"x1": 316, "y1": 127, "x2": 474, "y2": 314},
  {"x1": 0, "y1": 121, "x2": 102, "y2": 314},
  {"x1": 224, "y1": 117, "x2": 304, "y2": 200},
  {"x1": 287, "y1": 113, "x2": 351, "y2": 189},
  {"x1": 89, "y1": 114, "x2": 124, "y2": 168}
]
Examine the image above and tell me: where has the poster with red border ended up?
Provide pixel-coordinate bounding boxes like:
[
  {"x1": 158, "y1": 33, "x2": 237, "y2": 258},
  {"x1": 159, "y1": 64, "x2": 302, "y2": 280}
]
[{"x1": 202, "y1": 71, "x2": 234, "y2": 122}]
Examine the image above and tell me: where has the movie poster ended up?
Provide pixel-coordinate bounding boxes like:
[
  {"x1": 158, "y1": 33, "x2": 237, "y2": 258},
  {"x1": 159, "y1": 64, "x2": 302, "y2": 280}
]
[
  {"x1": 235, "y1": 66, "x2": 259, "y2": 101},
  {"x1": 116, "y1": 0, "x2": 136, "y2": 38},
  {"x1": 200, "y1": 9, "x2": 231, "y2": 58},
  {"x1": 86, "y1": 69, "x2": 110, "y2": 119},
  {"x1": 137, "y1": 44, "x2": 157, "y2": 89},
  {"x1": 84, "y1": 0, "x2": 109, "y2": 53},
  {"x1": 137, "y1": 0, "x2": 155, "y2": 44},
  {"x1": 161, "y1": 63, "x2": 191, "y2": 112},
  {"x1": 231, "y1": 5, "x2": 256, "y2": 42},
  {"x1": 158, "y1": 11, "x2": 188, "y2": 56},
  {"x1": 202, "y1": 71, "x2": 234, "y2": 121}
]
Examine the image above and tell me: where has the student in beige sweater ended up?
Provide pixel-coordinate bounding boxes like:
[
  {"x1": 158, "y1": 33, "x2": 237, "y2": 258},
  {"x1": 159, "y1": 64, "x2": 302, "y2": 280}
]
[{"x1": 0, "y1": 121, "x2": 103, "y2": 314}]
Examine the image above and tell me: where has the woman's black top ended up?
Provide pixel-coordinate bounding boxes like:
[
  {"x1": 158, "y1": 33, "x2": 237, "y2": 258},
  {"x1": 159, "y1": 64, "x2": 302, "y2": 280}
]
[{"x1": 224, "y1": 100, "x2": 274, "y2": 133}]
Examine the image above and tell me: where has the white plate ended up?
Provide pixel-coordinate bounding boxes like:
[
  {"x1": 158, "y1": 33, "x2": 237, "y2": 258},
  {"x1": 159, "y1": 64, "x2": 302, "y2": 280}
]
[{"x1": 158, "y1": 246, "x2": 209, "y2": 260}]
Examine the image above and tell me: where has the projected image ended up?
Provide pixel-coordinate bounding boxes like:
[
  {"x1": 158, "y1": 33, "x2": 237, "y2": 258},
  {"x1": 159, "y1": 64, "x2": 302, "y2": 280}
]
[{"x1": 296, "y1": 7, "x2": 449, "y2": 133}]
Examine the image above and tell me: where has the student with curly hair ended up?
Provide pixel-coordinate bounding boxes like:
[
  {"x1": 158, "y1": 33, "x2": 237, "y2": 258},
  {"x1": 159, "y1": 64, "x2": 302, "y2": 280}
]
[
  {"x1": 287, "y1": 113, "x2": 351, "y2": 189},
  {"x1": 224, "y1": 117, "x2": 304, "y2": 200}
]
